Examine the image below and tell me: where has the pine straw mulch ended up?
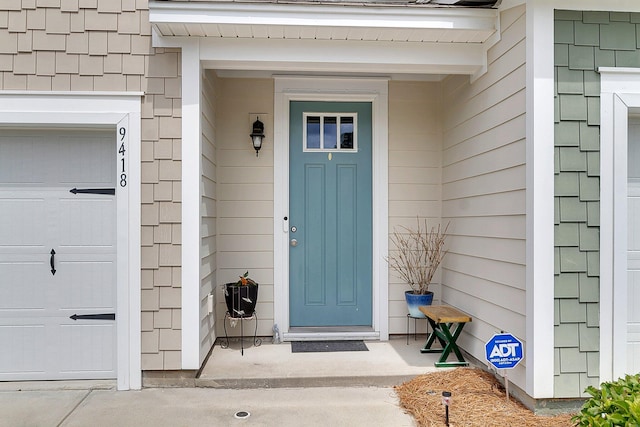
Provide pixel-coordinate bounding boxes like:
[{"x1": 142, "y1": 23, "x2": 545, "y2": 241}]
[{"x1": 394, "y1": 368, "x2": 575, "y2": 427}]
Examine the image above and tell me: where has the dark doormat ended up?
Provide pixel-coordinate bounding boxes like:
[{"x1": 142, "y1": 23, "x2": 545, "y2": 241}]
[{"x1": 291, "y1": 340, "x2": 368, "y2": 353}]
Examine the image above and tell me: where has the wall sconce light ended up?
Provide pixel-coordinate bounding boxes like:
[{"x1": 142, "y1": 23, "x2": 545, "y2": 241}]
[{"x1": 250, "y1": 117, "x2": 265, "y2": 157}]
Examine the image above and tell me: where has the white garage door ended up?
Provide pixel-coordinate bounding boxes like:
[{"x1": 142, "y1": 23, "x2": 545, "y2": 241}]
[{"x1": 0, "y1": 130, "x2": 117, "y2": 381}]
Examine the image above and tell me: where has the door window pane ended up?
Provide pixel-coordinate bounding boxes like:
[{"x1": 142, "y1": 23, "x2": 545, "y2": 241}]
[
  {"x1": 340, "y1": 117, "x2": 354, "y2": 149},
  {"x1": 324, "y1": 117, "x2": 337, "y2": 149},
  {"x1": 306, "y1": 116, "x2": 321, "y2": 149}
]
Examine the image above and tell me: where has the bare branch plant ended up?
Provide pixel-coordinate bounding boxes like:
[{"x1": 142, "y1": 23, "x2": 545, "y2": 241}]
[{"x1": 387, "y1": 218, "x2": 449, "y2": 295}]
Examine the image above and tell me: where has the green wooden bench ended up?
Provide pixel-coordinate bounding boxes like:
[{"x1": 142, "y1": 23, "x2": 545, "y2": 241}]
[{"x1": 419, "y1": 305, "x2": 472, "y2": 367}]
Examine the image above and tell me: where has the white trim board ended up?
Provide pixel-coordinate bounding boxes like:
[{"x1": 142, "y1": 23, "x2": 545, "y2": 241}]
[
  {"x1": 0, "y1": 91, "x2": 142, "y2": 390},
  {"x1": 599, "y1": 67, "x2": 640, "y2": 382},
  {"x1": 273, "y1": 76, "x2": 389, "y2": 341},
  {"x1": 525, "y1": 1, "x2": 555, "y2": 399}
]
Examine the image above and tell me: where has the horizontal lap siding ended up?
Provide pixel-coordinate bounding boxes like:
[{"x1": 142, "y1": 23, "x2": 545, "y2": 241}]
[
  {"x1": 0, "y1": 1, "x2": 183, "y2": 371},
  {"x1": 216, "y1": 78, "x2": 274, "y2": 337},
  {"x1": 388, "y1": 81, "x2": 444, "y2": 330},
  {"x1": 441, "y1": 4, "x2": 527, "y2": 389},
  {"x1": 200, "y1": 69, "x2": 217, "y2": 364}
]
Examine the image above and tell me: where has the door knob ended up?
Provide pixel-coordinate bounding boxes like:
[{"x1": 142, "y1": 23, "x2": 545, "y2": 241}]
[{"x1": 290, "y1": 239, "x2": 298, "y2": 247}]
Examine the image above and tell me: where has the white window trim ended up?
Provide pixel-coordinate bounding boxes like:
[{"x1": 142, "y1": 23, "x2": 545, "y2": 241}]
[
  {"x1": 274, "y1": 76, "x2": 389, "y2": 340},
  {"x1": 600, "y1": 67, "x2": 640, "y2": 383},
  {"x1": 302, "y1": 112, "x2": 358, "y2": 153},
  {"x1": 0, "y1": 91, "x2": 142, "y2": 390}
]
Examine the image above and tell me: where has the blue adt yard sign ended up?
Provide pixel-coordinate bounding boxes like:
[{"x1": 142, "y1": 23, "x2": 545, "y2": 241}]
[{"x1": 485, "y1": 333, "x2": 523, "y2": 370}]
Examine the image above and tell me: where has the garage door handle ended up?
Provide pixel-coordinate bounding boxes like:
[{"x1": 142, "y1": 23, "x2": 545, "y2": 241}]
[
  {"x1": 69, "y1": 187, "x2": 115, "y2": 195},
  {"x1": 50, "y1": 249, "x2": 56, "y2": 276},
  {"x1": 70, "y1": 313, "x2": 115, "y2": 321}
]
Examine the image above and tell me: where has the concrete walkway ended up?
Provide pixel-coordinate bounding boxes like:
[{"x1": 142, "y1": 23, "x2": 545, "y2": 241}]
[
  {"x1": 0, "y1": 385, "x2": 415, "y2": 427},
  {"x1": 0, "y1": 336, "x2": 453, "y2": 426}
]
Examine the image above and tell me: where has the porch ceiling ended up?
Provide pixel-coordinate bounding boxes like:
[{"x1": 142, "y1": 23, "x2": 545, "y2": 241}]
[{"x1": 149, "y1": 1, "x2": 500, "y2": 77}]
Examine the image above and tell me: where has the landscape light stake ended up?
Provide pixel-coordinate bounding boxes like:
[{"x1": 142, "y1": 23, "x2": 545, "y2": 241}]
[{"x1": 442, "y1": 391, "x2": 452, "y2": 426}]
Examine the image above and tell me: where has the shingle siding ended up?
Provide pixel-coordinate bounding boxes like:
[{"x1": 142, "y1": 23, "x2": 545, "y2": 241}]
[
  {"x1": 553, "y1": 9, "x2": 638, "y2": 397},
  {"x1": 0, "y1": 0, "x2": 182, "y2": 371}
]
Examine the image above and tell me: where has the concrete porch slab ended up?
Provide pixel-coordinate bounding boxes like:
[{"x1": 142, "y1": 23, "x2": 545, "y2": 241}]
[{"x1": 196, "y1": 335, "x2": 454, "y2": 389}]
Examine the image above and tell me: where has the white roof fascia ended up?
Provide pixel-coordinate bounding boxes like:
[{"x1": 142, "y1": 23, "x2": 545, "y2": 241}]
[{"x1": 148, "y1": 1, "x2": 497, "y2": 33}]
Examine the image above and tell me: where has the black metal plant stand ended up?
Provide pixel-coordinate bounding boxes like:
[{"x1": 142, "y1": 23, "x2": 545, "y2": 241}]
[
  {"x1": 406, "y1": 313, "x2": 429, "y2": 345},
  {"x1": 220, "y1": 311, "x2": 262, "y2": 355}
]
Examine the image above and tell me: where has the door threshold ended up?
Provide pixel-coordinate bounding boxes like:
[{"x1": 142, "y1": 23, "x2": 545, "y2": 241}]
[{"x1": 284, "y1": 327, "x2": 379, "y2": 341}]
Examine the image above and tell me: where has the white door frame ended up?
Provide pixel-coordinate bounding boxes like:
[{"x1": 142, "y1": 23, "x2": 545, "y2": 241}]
[
  {"x1": 600, "y1": 68, "x2": 640, "y2": 382},
  {"x1": 273, "y1": 76, "x2": 389, "y2": 340},
  {"x1": 0, "y1": 91, "x2": 142, "y2": 390}
]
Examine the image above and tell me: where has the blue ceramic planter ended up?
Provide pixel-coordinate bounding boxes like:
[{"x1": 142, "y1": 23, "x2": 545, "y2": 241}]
[{"x1": 405, "y1": 290, "x2": 434, "y2": 318}]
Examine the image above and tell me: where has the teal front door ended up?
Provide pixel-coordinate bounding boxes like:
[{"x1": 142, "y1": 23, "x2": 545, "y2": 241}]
[{"x1": 289, "y1": 101, "x2": 373, "y2": 327}]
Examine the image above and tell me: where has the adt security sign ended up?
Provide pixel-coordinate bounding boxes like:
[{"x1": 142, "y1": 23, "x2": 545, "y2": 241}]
[{"x1": 485, "y1": 333, "x2": 523, "y2": 369}]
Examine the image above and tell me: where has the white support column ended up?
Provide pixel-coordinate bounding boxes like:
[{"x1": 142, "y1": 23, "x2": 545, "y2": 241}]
[
  {"x1": 181, "y1": 39, "x2": 202, "y2": 370},
  {"x1": 525, "y1": 0, "x2": 555, "y2": 398}
]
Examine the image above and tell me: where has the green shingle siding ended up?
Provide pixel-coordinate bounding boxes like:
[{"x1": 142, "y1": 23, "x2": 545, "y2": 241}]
[
  {"x1": 555, "y1": 272, "x2": 579, "y2": 298},
  {"x1": 555, "y1": 172, "x2": 579, "y2": 196},
  {"x1": 557, "y1": 67, "x2": 584, "y2": 94},
  {"x1": 575, "y1": 22, "x2": 600, "y2": 46},
  {"x1": 560, "y1": 347, "x2": 588, "y2": 372},
  {"x1": 600, "y1": 22, "x2": 636, "y2": 50},
  {"x1": 587, "y1": 352, "x2": 599, "y2": 377},
  {"x1": 581, "y1": 124, "x2": 600, "y2": 150},
  {"x1": 583, "y1": 11, "x2": 610, "y2": 25},
  {"x1": 556, "y1": 121, "x2": 580, "y2": 146},
  {"x1": 615, "y1": 49, "x2": 640, "y2": 67},
  {"x1": 578, "y1": 324, "x2": 599, "y2": 352},
  {"x1": 553, "y1": 10, "x2": 635, "y2": 398},
  {"x1": 584, "y1": 71, "x2": 601, "y2": 96},
  {"x1": 569, "y1": 45, "x2": 595, "y2": 70},
  {"x1": 559, "y1": 197, "x2": 587, "y2": 221},
  {"x1": 559, "y1": 147, "x2": 587, "y2": 170},
  {"x1": 595, "y1": 48, "x2": 616, "y2": 67},
  {"x1": 559, "y1": 94, "x2": 588, "y2": 120},
  {"x1": 579, "y1": 173, "x2": 599, "y2": 201},
  {"x1": 587, "y1": 152, "x2": 600, "y2": 176},
  {"x1": 578, "y1": 273, "x2": 599, "y2": 302},
  {"x1": 555, "y1": 323, "x2": 580, "y2": 347},
  {"x1": 555, "y1": 20, "x2": 575, "y2": 44},
  {"x1": 586, "y1": 201, "x2": 599, "y2": 226},
  {"x1": 559, "y1": 298, "x2": 587, "y2": 323}
]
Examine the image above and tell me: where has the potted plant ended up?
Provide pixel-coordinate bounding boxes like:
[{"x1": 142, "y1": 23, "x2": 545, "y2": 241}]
[
  {"x1": 386, "y1": 218, "x2": 449, "y2": 318},
  {"x1": 224, "y1": 271, "x2": 259, "y2": 318}
]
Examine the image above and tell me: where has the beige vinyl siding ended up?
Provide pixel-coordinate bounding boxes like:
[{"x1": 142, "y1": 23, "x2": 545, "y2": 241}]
[
  {"x1": 215, "y1": 77, "x2": 275, "y2": 336},
  {"x1": 199, "y1": 69, "x2": 218, "y2": 363},
  {"x1": 387, "y1": 80, "x2": 443, "y2": 334},
  {"x1": 0, "y1": 1, "x2": 183, "y2": 371},
  {"x1": 441, "y1": 4, "x2": 527, "y2": 388}
]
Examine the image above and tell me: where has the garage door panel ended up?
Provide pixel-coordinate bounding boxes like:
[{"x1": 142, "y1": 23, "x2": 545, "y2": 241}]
[
  {"x1": 0, "y1": 137, "x2": 47, "y2": 185},
  {"x1": 0, "y1": 261, "x2": 47, "y2": 310},
  {"x1": 59, "y1": 136, "x2": 115, "y2": 186},
  {"x1": 0, "y1": 198, "x2": 47, "y2": 250},
  {"x1": 56, "y1": 260, "x2": 115, "y2": 311},
  {"x1": 0, "y1": 324, "x2": 46, "y2": 376},
  {"x1": 59, "y1": 323, "x2": 116, "y2": 376},
  {"x1": 58, "y1": 198, "x2": 116, "y2": 248}
]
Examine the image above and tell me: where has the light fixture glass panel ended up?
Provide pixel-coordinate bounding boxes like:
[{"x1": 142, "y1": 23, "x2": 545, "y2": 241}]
[
  {"x1": 324, "y1": 117, "x2": 337, "y2": 149},
  {"x1": 340, "y1": 117, "x2": 354, "y2": 149},
  {"x1": 306, "y1": 116, "x2": 321, "y2": 149}
]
